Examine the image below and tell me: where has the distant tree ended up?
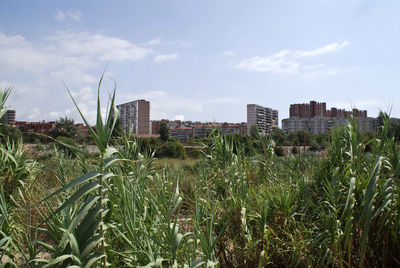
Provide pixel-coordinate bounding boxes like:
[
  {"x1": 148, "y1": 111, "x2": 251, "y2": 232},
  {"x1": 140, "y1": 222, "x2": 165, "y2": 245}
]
[
  {"x1": 0, "y1": 124, "x2": 21, "y2": 143},
  {"x1": 286, "y1": 132, "x2": 299, "y2": 146},
  {"x1": 309, "y1": 140, "x2": 319, "y2": 151},
  {"x1": 296, "y1": 130, "x2": 313, "y2": 146},
  {"x1": 49, "y1": 117, "x2": 76, "y2": 138},
  {"x1": 315, "y1": 133, "x2": 330, "y2": 149},
  {"x1": 271, "y1": 129, "x2": 286, "y2": 146},
  {"x1": 159, "y1": 122, "x2": 169, "y2": 142}
]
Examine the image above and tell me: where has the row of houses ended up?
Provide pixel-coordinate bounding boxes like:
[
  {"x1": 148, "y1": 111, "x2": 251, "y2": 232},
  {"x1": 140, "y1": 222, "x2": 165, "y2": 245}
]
[
  {"x1": 8, "y1": 121, "x2": 89, "y2": 137},
  {"x1": 168, "y1": 122, "x2": 247, "y2": 143}
]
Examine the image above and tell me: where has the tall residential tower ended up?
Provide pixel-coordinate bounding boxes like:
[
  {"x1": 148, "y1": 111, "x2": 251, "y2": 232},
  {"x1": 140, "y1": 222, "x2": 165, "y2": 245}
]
[
  {"x1": 117, "y1": 99, "x2": 150, "y2": 135},
  {"x1": 247, "y1": 104, "x2": 278, "y2": 134}
]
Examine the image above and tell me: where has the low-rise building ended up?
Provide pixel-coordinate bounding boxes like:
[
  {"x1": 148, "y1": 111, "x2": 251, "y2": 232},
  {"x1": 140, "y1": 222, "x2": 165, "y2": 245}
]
[
  {"x1": 15, "y1": 121, "x2": 56, "y2": 135},
  {"x1": 169, "y1": 122, "x2": 247, "y2": 143}
]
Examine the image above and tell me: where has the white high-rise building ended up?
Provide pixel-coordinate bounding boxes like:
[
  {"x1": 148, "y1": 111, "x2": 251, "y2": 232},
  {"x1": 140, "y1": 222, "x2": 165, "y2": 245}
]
[
  {"x1": 247, "y1": 104, "x2": 278, "y2": 134},
  {"x1": 117, "y1": 100, "x2": 150, "y2": 135}
]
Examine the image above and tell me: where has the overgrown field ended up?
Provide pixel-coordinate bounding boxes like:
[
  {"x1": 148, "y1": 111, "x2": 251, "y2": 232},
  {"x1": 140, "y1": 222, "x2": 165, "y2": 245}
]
[{"x1": 1, "y1": 86, "x2": 399, "y2": 267}]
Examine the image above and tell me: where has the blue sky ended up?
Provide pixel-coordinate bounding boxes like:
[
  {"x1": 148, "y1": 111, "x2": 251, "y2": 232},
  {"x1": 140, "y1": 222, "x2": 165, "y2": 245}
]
[{"x1": 1, "y1": 0, "x2": 399, "y2": 124}]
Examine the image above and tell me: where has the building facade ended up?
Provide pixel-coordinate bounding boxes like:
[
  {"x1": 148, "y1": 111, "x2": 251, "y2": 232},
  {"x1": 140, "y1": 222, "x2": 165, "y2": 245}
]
[
  {"x1": 117, "y1": 100, "x2": 150, "y2": 135},
  {"x1": 5, "y1": 110, "x2": 16, "y2": 125},
  {"x1": 247, "y1": 104, "x2": 278, "y2": 134},
  {"x1": 283, "y1": 101, "x2": 376, "y2": 134},
  {"x1": 15, "y1": 121, "x2": 56, "y2": 135},
  {"x1": 168, "y1": 122, "x2": 247, "y2": 143}
]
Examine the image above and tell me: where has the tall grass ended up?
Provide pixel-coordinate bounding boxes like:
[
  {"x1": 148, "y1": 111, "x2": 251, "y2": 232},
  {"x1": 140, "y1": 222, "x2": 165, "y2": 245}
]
[{"x1": 1, "y1": 84, "x2": 399, "y2": 267}]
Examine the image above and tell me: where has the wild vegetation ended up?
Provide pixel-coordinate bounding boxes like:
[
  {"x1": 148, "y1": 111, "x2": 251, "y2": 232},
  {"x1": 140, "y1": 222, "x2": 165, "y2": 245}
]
[{"x1": 0, "y1": 83, "x2": 399, "y2": 267}]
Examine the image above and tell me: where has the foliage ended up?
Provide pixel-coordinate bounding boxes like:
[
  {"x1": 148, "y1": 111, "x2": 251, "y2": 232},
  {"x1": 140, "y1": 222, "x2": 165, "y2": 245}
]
[
  {"x1": 54, "y1": 136, "x2": 79, "y2": 158},
  {"x1": 49, "y1": 117, "x2": 76, "y2": 139},
  {"x1": 274, "y1": 146, "x2": 284, "y2": 156},
  {"x1": 159, "y1": 121, "x2": 169, "y2": 142},
  {"x1": 0, "y1": 124, "x2": 21, "y2": 143},
  {"x1": 0, "y1": 87, "x2": 12, "y2": 122},
  {"x1": 1, "y1": 82, "x2": 399, "y2": 267}
]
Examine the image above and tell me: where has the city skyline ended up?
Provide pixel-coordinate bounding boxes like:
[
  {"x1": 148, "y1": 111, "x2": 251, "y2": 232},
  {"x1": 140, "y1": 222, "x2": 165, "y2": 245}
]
[{"x1": 1, "y1": 1, "x2": 399, "y2": 124}]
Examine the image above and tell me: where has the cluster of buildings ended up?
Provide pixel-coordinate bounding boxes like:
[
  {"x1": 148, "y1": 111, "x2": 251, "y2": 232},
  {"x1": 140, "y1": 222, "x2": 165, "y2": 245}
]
[
  {"x1": 116, "y1": 100, "x2": 248, "y2": 143},
  {"x1": 3, "y1": 110, "x2": 88, "y2": 137},
  {"x1": 3, "y1": 99, "x2": 397, "y2": 143},
  {"x1": 115, "y1": 99, "x2": 394, "y2": 142},
  {"x1": 282, "y1": 101, "x2": 376, "y2": 134}
]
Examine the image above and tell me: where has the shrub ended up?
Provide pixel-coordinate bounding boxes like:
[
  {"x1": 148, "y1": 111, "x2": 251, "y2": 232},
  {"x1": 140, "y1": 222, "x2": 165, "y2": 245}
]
[
  {"x1": 309, "y1": 140, "x2": 319, "y2": 151},
  {"x1": 274, "y1": 146, "x2": 284, "y2": 156}
]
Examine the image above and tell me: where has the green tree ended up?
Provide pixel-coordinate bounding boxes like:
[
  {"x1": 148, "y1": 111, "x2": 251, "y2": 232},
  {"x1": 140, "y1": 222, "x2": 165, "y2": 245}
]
[
  {"x1": 159, "y1": 121, "x2": 169, "y2": 142},
  {"x1": 49, "y1": 117, "x2": 76, "y2": 138},
  {"x1": 271, "y1": 128, "x2": 286, "y2": 146},
  {"x1": 0, "y1": 124, "x2": 21, "y2": 142}
]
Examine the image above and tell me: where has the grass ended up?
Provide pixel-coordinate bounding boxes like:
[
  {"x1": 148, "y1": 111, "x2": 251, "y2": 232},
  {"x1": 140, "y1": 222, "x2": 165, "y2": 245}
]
[{"x1": 155, "y1": 157, "x2": 197, "y2": 169}]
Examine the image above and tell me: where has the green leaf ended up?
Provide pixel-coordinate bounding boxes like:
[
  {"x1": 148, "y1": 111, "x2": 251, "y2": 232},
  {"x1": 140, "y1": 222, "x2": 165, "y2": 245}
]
[
  {"x1": 39, "y1": 171, "x2": 101, "y2": 206},
  {"x1": 50, "y1": 181, "x2": 101, "y2": 219},
  {"x1": 81, "y1": 235, "x2": 104, "y2": 259},
  {"x1": 44, "y1": 254, "x2": 81, "y2": 267}
]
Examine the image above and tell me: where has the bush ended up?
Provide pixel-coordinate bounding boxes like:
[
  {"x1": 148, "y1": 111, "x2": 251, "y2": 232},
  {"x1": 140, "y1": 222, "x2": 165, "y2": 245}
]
[
  {"x1": 274, "y1": 146, "x2": 284, "y2": 156},
  {"x1": 0, "y1": 124, "x2": 21, "y2": 143},
  {"x1": 156, "y1": 140, "x2": 186, "y2": 159},
  {"x1": 309, "y1": 140, "x2": 319, "y2": 151}
]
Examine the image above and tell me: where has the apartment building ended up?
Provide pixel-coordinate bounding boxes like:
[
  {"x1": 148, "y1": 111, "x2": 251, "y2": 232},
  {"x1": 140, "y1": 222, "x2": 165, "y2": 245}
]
[
  {"x1": 5, "y1": 110, "x2": 16, "y2": 124},
  {"x1": 247, "y1": 104, "x2": 278, "y2": 134},
  {"x1": 169, "y1": 122, "x2": 247, "y2": 143},
  {"x1": 117, "y1": 99, "x2": 150, "y2": 135},
  {"x1": 283, "y1": 101, "x2": 375, "y2": 134},
  {"x1": 15, "y1": 121, "x2": 56, "y2": 134},
  {"x1": 290, "y1": 101, "x2": 367, "y2": 119}
]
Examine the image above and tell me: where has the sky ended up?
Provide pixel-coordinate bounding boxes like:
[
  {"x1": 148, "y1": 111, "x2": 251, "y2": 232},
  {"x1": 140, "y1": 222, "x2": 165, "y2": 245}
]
[{"x1": 1, "y1": 0, "x2": 399, "y2": 125}]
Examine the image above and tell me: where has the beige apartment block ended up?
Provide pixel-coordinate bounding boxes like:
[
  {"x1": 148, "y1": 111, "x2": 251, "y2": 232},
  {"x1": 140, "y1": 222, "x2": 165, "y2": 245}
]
[{"x1": 117, "y1": 99, "x2": 150, "y2": 135}]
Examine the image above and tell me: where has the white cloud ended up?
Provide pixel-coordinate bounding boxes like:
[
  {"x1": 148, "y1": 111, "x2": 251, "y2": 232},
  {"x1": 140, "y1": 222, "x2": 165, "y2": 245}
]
[
  {"x1": 27, "y1": 107, "x2": 41, "y2": 121},
  {"x1": 117, "y1": 90, "x2": 246, "y2": 122},
  {"x1": 0, "y1": 30, "x2": 154, "y2": 123},
  {"x1": 46, "y1": 31, "x2": 153, "y2": 62},
  {"x1": 119, "y1": 90, "x2": 203, "y2": 120},
  {"x1": 153, "y1": 53, "x2": 178, "y2": 63},
  {"x1": 0, "y1": 31, "x2": 153, "y2": 75},
  {"x1": 237, "y1": 53, "x2": 299, "y2": 74},
  {"x1": 237, "y1": 41, "x2": 349, "y2": 75},
  {"x1": 54, "y1": 9, "x2": 82, "y2": 22},
  {"x1": 293, "y1": 41, "x2": 349, "y2": 58},
  {"x1": 173, "y1": 114, "x2": 185, "y2": 121},
  {"x1": 146, "y1": 38, "x2": 161, "y2": 45}
]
